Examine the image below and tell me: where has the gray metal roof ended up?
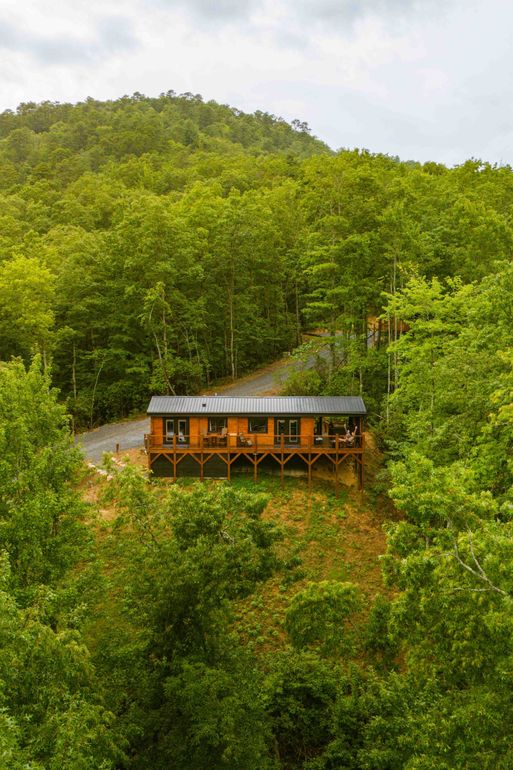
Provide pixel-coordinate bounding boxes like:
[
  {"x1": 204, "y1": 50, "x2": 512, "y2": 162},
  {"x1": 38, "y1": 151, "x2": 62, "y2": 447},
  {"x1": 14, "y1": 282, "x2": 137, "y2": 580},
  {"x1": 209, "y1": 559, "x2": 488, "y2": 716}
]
[{"x1": 147, "y1": 395, "x2": 366, "y2": 416}]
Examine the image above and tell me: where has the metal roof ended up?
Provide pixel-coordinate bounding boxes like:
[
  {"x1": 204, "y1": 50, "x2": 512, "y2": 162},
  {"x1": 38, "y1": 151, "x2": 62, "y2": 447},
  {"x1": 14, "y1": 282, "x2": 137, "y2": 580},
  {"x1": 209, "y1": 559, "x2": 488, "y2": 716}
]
[{"x1": 147, "y1": 395, "x2": 366, "y2": 416}]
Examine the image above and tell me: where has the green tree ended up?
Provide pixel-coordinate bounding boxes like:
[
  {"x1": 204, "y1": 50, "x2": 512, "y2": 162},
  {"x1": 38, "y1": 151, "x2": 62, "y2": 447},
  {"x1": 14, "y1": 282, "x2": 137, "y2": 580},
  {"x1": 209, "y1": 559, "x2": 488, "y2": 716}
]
[
  {"x1": 96, "y1": 472, "x2": 282, "y2": 768},
  {"x1": 0, "y1": 255, "x2": 55, "y2": 363},
  {"x1": 0, "y1": 358, "x2": 89, "y2": 593},
  {"x1": 285, "y1": 581, "x2": 362, "y2": 657}
]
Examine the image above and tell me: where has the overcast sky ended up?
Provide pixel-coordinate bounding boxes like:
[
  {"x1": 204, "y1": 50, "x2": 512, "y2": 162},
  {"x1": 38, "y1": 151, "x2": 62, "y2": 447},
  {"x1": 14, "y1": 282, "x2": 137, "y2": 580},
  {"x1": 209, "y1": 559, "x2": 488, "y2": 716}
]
[{"x1": 1, "y1": 0, "x2": 512, "y2": 165}]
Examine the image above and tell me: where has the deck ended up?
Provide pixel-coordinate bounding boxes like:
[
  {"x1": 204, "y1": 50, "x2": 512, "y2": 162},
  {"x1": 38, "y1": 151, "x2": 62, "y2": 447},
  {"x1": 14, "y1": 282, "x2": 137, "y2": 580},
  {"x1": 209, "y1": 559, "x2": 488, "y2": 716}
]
[{"x1": 144, "y1": 432, "x2": 365, "y2": 490}]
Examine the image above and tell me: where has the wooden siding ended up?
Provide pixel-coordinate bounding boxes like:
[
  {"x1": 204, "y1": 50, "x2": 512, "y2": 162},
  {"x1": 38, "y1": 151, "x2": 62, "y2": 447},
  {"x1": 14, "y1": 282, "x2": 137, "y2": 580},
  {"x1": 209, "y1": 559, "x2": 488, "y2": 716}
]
[
  {"x1": 228, "y1": 416, "x2": 240, "y2": 436},
  {"x1": 190, "y1": 416, "x2": 206, "y2": 443},
  {"x1": 151, "y1": 416, "x2": 164, "y2": 446},
  {"x1": 149, "y1": 415, "x2": 364, "y2": 447},
  {"x1": 301, "y1": 417, "x2": 315, "y2": 447}
]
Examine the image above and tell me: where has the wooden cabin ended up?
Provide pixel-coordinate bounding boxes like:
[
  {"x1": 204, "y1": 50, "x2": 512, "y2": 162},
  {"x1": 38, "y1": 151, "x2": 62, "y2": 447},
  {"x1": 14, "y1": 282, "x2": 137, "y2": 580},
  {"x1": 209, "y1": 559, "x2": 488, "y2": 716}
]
[{"x1": 145, "y1": 396, "x2": 366, "y2": 489}]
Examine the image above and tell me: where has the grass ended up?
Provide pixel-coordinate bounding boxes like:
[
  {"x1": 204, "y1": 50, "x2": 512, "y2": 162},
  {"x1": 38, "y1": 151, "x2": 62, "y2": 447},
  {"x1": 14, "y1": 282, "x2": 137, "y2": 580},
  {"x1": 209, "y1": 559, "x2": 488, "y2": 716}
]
[{"x1": 228, "y1": 475, "x2": 390, "y2": 653}]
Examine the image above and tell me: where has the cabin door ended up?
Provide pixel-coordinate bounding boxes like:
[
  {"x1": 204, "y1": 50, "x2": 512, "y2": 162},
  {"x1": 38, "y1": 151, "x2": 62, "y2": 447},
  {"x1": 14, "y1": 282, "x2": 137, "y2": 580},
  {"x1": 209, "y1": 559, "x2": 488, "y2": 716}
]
[
  {"x1": 164, "y1": 417, "x2": 188, "y2": 443},
  {"x1": 289, "y1": 419, "x2": 299, "y2": 444},
  {"x1": 275, "y1": 418, "x2": 300, "y2": 445},
  {"x1": 164, "y1": 419, "x2": 175, "y2": 443}
]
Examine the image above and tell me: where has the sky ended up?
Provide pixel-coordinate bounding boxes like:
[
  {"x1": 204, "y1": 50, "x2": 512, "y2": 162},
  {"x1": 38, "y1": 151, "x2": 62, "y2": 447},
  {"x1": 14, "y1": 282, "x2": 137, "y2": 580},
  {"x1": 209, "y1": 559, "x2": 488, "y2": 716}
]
[{"x1": 0, "y1": 0, "x2": 512, "y2": 166}]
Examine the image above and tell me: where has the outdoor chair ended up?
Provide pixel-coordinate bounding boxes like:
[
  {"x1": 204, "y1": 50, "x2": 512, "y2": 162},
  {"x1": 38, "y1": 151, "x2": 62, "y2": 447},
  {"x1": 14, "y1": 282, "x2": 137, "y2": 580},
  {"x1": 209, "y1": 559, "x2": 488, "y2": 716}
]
[{"x1": 238, "y1": 433, "x2": 253, "y2": 447}]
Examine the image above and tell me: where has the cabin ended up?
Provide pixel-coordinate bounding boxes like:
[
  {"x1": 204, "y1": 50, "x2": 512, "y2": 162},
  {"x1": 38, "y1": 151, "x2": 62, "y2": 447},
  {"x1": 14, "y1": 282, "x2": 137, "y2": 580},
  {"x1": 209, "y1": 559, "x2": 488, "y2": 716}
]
[{"x1": 145, "y1": 395, "x2": 366, "y2": 490}]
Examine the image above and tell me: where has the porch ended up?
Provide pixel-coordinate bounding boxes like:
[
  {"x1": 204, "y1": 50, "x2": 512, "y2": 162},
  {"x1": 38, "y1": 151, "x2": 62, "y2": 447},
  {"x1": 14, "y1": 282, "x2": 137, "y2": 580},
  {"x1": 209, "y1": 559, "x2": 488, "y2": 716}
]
[
  {"x1": 144, "y1": 430, "x2": 364, "y2": 491},
  {"x1": 145, "y1": 395, "x2": 367, "y2": 491}
]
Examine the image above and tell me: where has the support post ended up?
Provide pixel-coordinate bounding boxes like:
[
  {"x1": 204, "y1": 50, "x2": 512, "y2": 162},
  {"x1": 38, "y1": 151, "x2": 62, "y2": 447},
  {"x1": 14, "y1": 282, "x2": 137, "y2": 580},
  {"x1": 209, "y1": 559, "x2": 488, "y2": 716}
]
[
  {"x1": 253, "y1": 433, "x2": 258, "y2": 483},
  {"x1": 280, "y1": 433, "x2": 285, "y2": 488},
  {"x1": 359, "y1": 419, "x2": 365, "y2": 491}
]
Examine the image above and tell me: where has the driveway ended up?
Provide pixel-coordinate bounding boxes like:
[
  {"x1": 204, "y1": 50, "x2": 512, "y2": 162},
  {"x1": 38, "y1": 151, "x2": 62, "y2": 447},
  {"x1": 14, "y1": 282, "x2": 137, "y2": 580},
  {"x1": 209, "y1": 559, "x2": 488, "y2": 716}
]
[{"x1": 76, "y1": 353, "x2": 300, "y2": 463}]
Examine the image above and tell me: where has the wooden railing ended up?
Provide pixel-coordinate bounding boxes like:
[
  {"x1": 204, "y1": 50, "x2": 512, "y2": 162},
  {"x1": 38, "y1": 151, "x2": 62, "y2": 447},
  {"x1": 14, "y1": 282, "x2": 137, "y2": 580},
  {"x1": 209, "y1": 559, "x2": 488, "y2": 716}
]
[{"x1": 145, "y1": 432, "x2": 364, "y2": 452}]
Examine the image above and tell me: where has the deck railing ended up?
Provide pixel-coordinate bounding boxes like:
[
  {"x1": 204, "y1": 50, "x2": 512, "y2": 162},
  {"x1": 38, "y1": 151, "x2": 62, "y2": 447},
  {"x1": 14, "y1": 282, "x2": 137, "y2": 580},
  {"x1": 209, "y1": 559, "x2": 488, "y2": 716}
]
[{"x1": 145, "y1": 432, "x2": 363, "y2": 452}]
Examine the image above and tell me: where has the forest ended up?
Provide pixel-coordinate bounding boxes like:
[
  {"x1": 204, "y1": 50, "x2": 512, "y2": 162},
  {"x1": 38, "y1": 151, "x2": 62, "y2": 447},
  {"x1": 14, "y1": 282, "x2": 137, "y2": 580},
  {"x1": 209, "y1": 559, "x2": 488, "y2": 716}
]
[{"x1": 1, "y1": 92, "x2": 513, "y2": 768}]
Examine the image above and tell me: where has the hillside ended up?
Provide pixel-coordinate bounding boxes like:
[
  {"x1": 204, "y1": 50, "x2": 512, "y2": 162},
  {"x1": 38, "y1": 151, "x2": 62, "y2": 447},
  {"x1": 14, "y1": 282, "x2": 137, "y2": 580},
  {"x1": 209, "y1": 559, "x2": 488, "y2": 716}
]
[
  {"x1": 0, "y1": 92, "x2": 328, "y2": 169},
  {"x1": 0, "y1": 93, "x2": 329, "y2": 425},
  {"x1": 3, "y1": 93, "x2": 513, "y2": 430}
]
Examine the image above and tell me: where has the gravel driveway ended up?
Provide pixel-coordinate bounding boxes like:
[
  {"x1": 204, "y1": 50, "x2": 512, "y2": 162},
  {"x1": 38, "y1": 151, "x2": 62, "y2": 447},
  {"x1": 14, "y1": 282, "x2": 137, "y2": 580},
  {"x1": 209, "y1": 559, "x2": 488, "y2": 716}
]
[{"x1": 76, "y1": 354, "x2": 300, "y2": 463}]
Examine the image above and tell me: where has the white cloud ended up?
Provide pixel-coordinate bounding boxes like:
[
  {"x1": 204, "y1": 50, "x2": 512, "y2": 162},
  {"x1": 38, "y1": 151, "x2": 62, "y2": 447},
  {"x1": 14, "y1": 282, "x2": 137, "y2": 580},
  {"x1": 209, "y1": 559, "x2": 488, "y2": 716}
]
[
  {"x1": 1, "y1": 0, "x2": 513, "y2": 166},
  {"x1": 0, "y1": 17, "x2": 138, "y2": 65}
]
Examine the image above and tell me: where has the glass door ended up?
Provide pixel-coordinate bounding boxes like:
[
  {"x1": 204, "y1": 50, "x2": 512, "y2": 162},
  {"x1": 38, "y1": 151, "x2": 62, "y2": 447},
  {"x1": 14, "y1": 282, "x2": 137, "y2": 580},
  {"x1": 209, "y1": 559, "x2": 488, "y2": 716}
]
[
  {"x1": 164, "y1": 418, "x2": 175, "y2": 443},
  {"x1": 288, "y1": 419, "x2": 299, "y2": 444},
  {"x1": 177, "y1": 418, "x2": 188, "y2": 444},
  {"x1": 164, "y1": 417, "x2": 188, "y2": 444},
  {"x1": 275, "y1": 419, "x2": 286, "y2": 446},
  {"x1": 274, "y1": 418, "x2": 300, "y2": 445}
]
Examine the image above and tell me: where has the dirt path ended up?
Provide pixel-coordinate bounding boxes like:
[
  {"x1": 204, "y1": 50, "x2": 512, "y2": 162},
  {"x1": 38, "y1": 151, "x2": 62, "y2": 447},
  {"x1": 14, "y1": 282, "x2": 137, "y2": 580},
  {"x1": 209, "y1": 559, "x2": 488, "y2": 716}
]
[{"x1": 76, "y1": 353, "x2": 301, "y2": 463}]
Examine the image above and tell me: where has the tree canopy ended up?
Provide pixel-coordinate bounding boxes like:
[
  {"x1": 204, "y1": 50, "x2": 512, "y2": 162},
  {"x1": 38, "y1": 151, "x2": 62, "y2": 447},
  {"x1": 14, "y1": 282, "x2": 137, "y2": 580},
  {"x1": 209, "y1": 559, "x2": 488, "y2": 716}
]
[{"x1": 1, "y1": 91, "x2": 513, "y2": 768}]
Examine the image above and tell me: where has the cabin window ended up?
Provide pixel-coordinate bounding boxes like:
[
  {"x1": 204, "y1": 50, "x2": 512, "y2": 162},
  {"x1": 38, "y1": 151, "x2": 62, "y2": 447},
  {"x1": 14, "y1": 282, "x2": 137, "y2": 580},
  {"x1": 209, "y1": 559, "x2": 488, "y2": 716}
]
[
  {"x1": 248, "y1": 416, "x2": 267, "y2": 433},
  {"x1": 208, "y1": 417, "x2": 227, "y2": 433},
  {"x1": 165, "y1": 419, "x2": 175, "y2": 438}
]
